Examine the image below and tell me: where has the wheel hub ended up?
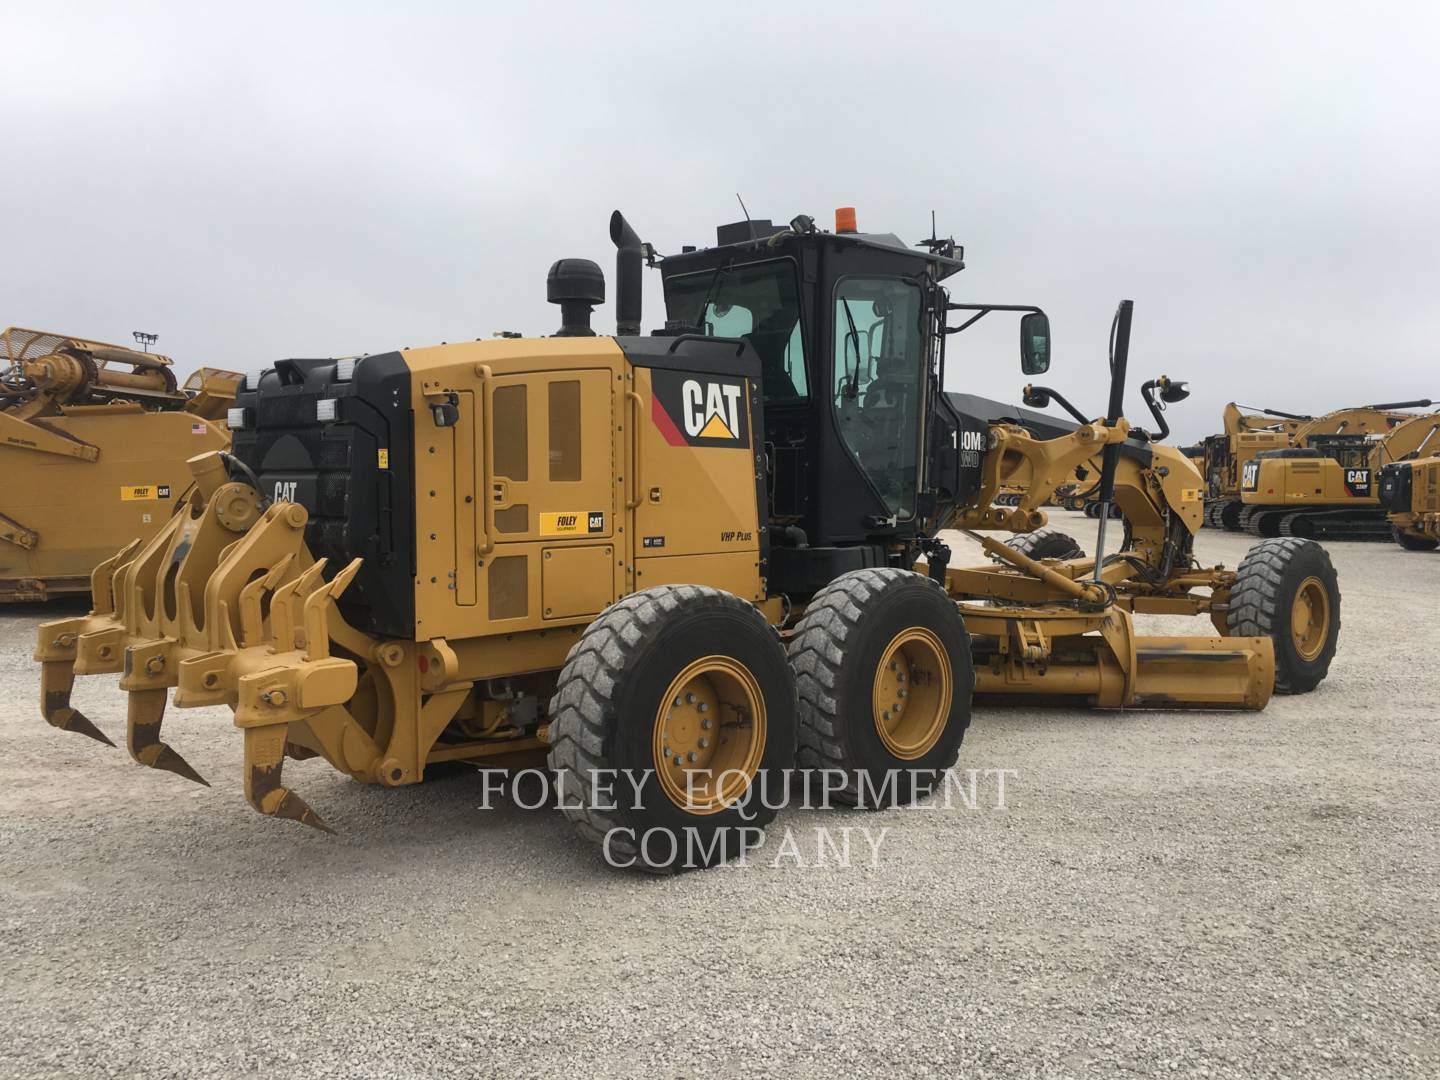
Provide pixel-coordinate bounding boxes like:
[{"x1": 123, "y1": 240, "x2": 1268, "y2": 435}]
[
  {"x1": 653, "y1": 656, "x2": 765, "y2": 814},
  {"x1": 1290, "y1": 575, "x2": 1330, "y2": 661},
  {"x1": 871, "y1": 628, "x2": 952, "y2": 760}
]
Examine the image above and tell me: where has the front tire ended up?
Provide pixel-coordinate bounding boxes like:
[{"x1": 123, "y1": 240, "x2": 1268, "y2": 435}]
[
  {"x1": 788, "y1": 569, "x2": 973, "y2": 807},
  {"x1": 1227, "y1": 538, "x2": 1341, "y2": 694},
  {"x1": 547, "y1": 585, "x2": 797, "y2": 873},
  {"x1": 1392, "y1": 524, "x2": 1439, "y2": 552},
  {"x1": 998, "y1": 527, "x2": 1085, "y2": 562}
]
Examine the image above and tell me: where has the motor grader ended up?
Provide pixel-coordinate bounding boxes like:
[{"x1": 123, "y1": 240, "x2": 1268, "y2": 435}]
[
  {"x1": 35, "y1": 209, "x2": 1342, "y2": 871},
  {"x1": 1381, "y1": 452, "x2": 1440, "y2": 551},
  {"x1": 1, "y1": 327, "x2": 241, "y2": 601},
  {"x1": 1239, "y1": 407, "x2": 1440, "y2": 540}
]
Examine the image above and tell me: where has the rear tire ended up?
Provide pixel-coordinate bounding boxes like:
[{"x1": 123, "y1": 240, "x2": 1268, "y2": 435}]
[
  {"x1": 1227, "y1": 538, "x2": 1341, "y2": 694},
  {"x1": 788, "y1": 569, "x2": 973, "y2": 807},
  {"x1": 997, "y1": 527, "x2": 1085, "y2": 562},
  {"x1": 1392, "y1": 524, "x2": 1439, "y2": 551},
  {"x1": 547, "y1": 585, "x2": 797, "y2": 873}
]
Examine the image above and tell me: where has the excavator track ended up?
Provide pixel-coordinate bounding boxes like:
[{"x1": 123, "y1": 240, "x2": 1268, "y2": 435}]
[{"x1": 1276, "y1": 510, "x2": 1392, "y2": 542}]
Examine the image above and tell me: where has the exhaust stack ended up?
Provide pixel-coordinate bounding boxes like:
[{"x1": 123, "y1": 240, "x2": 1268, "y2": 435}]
[{"x1": 610, "y1": 210, "x2": 643, "y2": 336}]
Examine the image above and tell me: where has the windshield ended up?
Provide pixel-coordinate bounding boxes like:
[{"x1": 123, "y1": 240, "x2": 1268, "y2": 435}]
[
  {"x1": 663, "y1": 260, "x2": 808, "y2": 402},
  {"x1": 832, "y1": 276, "x2": 924, "y2": 517}
]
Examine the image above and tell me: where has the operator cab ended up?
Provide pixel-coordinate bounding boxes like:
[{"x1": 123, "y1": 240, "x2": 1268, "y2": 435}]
[{"x1": 642, "y1": 208, "x2": 1050, "y2": 593}]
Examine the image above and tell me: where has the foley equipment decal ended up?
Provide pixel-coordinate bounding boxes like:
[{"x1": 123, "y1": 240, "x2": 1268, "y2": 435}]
[
  {"x1": 540, "y1": 511, "x2": 606, "y2": 536},
  {"x1": 120, "y1": 484, "x2": 171, "y2": 501}
]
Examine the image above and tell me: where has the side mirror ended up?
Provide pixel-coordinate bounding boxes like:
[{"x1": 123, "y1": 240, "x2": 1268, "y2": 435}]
[
  {"x1": 1020, "y1": 312, "x2": 1051, "y2": 375},
  {"x1": 1159, "y1": 377, "x2": 1191, "y2": 404}
]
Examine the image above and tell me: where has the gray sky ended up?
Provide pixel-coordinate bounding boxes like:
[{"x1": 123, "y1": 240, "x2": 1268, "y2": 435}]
[{"x1": 5, "y1": 1, "x2": 1437, "y2": 441}]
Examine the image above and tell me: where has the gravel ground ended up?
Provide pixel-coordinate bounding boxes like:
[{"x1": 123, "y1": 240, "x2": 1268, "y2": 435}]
[{"x1": 2, "y1": 512, "x2": 1437, "y2": 1079}]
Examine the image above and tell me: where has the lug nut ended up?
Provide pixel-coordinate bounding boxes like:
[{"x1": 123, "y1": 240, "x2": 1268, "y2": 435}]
[
  {"x1": 699, "y1": 738, "x2": 709, "y2": 749},
  {"x1": 697, "y1": 702, "x2": 709, "y2": 714},
  {"x1": 685, "y1": 693, "x2": 696, "y2": 704},
  {"x1": 701, "y1": 718, "x2": 712, "y2": 730},
  {"x1": 687, "y1": 752, "x2": 697, "y2": 763},
  {"x1": 672, "y1": 755, "x2": 682, "y2": 766},
  {"x1": 898, "y1": 688, "x2": 907, "y2": 698}
]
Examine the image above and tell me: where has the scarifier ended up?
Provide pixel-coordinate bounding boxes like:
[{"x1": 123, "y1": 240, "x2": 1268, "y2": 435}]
[{"x1": 34, "y1": 208, "x2": 1342, "y2": 870}]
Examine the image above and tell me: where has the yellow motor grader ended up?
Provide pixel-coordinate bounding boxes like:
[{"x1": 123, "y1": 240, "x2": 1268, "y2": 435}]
[
  {"x1": 1, "y1": 327, "x2": 241, "y2": 601},
  {"x1": 1380, "y1": 451, "x2": 1440, "y2": 551},
  {"x1": 34, "y1": 209, "x2": 1342, "y2": 870}
]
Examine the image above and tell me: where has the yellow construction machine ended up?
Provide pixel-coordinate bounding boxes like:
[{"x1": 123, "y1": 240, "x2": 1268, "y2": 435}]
[
  {"x1": 1240, "y1": 407, "x2": 1440, "y2": 540},
  {"x1": 34, "y1": 209, "x2": 1341, "y2": 870},
  {"x1": 1200, "y1": 401, "x2": 1432, "y2": 532},
  {"x1": 1380, "y1": 452, "x2": 1440, "y2": 550},
  {"x1": 1199, "y1": 403, "x2": 1306, "y2": 530},
  {"x1": 2, "y1": 327, "x2": 242, "y2": 600}
]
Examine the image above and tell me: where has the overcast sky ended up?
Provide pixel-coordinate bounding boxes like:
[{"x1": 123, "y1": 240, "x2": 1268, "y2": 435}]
[{"x1": 4, "y1": 1, "x2": 1437, "y2": 441}]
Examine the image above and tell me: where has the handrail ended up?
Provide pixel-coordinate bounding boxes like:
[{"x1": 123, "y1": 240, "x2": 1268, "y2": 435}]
[
  {"x1": 626, "y1": 390, "x2": 644, "y2": 509},
  {"x1": 476, "y1": 364, "x2": 496, "y2": 559}
]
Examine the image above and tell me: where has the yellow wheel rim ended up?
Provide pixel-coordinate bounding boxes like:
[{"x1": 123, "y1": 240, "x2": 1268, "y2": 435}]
[
  {"x1": 1290, "y1": 575, "x2": 1330, "y2": 661},
  {"x1": 652, "y1": 656, "x2": 766, "y2": 815},
  {"x1": 872, "y1": 628, "x2": 952, "y2": 760}
]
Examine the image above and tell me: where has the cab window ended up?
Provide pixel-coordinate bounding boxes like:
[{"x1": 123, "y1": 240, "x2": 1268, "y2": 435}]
[
  {"x1": 664, "y1": 260, "x2": 808, "y2": 402},
  {"x1": 832, "y1": 277, "x2": 924, "y2": 516}
]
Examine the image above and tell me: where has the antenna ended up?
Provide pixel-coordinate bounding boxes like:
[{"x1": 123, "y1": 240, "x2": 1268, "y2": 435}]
[
  {"x1": 132, "y1": 331, "x2": 158, "y2": 353},
  {"x1": 917, "y1": 211, "x2": 959, "y2": 261},
  {"x1": 736, "y1": 193, "x2": 758, "y2": 243}
]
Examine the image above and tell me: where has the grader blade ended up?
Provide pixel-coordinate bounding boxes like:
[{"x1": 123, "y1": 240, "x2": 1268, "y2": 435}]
[
  {"x1": 965, "y1": 606, "x2": 1275, "y2": 710},
  {"x1": 39, "y1": 658, "x2": 115, "y2": 747},
  {"x1": 126, "y1": 686, "x2": 208, "y2": 786},
  {"x1": 243, "y1": 723, "x2": 332, "y2": 834}
]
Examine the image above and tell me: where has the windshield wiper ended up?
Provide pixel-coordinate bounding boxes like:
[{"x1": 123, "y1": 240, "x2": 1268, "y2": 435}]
[
  {"x1": 840, "y1": 296, "x2": 862, "y2": 398},
  {"x1": 690, "y1": 261, "x2": 731, "y2": 333}
]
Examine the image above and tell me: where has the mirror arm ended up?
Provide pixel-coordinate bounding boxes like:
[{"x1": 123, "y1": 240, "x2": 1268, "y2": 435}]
[
  {"x1": 1024, "y1": 384, "x2": 1091, "y2": 426},
  {"x1": 1140, "y1": 379, "x2": 1171, "y2": 442}
]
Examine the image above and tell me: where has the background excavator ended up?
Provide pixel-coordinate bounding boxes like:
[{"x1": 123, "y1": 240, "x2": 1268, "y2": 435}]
[
  {"x1": 1201, "y1": 401, "x2": 1430, "y2": 532},
  {"x1": 1, "y1": 327, "x2": 241, "y2": 601},
  {"x1": 1240, "y1": 406, "x2": 1440, "y2": 540},
  {"x1": 1200, "y1": 402, "x2": 1308, "y2": 529}
]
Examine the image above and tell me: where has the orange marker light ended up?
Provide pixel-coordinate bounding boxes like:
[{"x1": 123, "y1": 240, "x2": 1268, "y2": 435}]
[{"x1": 835, "y1": 206, "x2": 857, "y2": 234}]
